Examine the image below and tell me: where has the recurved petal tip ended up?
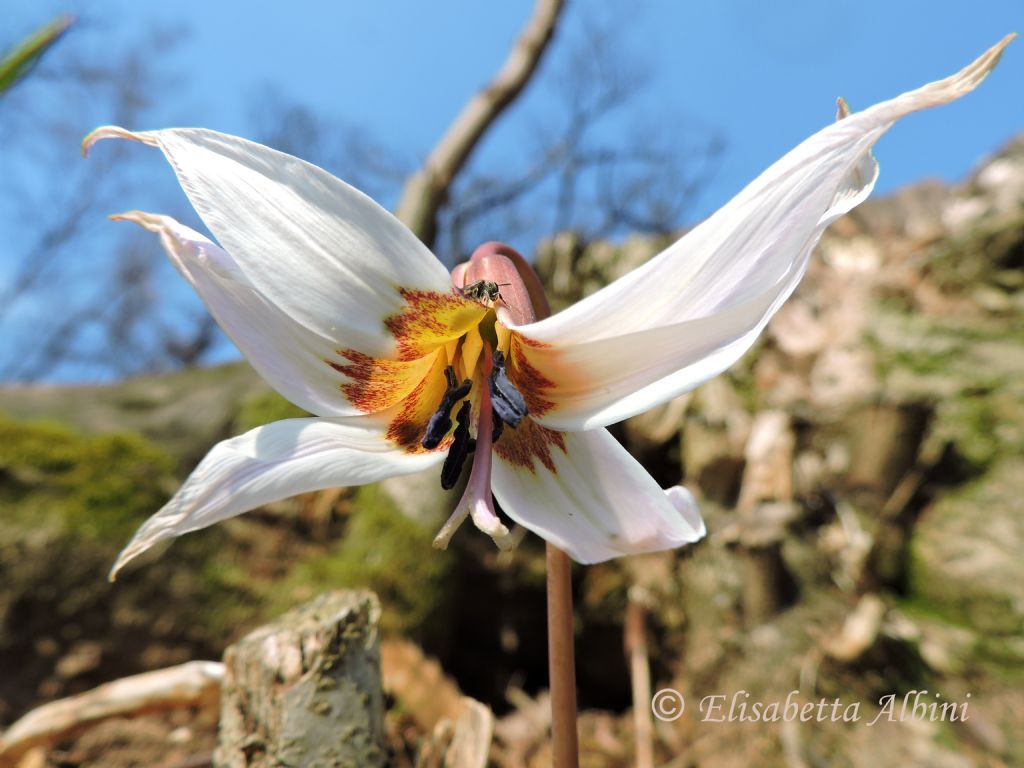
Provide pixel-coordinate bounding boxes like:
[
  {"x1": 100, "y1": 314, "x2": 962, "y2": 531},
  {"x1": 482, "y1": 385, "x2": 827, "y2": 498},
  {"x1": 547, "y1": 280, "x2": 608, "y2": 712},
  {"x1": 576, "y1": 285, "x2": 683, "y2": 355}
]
[
  {"x1": 109, "y1": 210, "x2": 163, "y2": 231},
  {"x1": 982, "y1": 33, "x2": 1016, "y2": 69},
  {"x1": 108, "y1": 543, "x2": 145, "y2": 582},
  {"x1": 81, "y1": 125, "x2": 157, "y2": 157},
  {"x1": 933, "y1": 33, "x2": 1016, "y2": 100}
]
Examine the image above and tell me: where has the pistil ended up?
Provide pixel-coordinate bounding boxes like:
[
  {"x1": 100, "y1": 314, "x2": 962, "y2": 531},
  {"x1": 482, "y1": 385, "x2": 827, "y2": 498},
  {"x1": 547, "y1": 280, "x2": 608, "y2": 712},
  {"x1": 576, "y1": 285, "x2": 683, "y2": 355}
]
[{"x1": 433, "y1": 347, "x2": 512, "y2": 551}]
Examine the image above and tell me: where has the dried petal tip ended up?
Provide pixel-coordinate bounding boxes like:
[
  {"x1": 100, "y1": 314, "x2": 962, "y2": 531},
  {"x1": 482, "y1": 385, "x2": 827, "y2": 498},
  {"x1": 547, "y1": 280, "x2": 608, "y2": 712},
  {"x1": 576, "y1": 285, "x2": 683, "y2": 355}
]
[
  {"x1": 923, "y1": 34, "x2": 1015, "y2": 107},
  {"x1": 835, "y1": 97, "x2": 852, "y2": 120},
  {"x1": 81, "y1": 125, "x2": 157, "y2": 157},
  {"x1": 967, "y1": 34, "x2": 1016, "y2": 81},
  {"x1": 108, "y1": 210, "x2": 158, "y2": 227}
]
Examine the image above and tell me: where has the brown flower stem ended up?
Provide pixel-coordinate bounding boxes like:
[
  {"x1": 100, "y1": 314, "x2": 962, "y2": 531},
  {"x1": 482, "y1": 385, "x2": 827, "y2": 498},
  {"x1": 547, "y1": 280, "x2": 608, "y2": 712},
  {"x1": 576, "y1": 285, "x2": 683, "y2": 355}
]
[
  {"x1": 625, "y1": 592, "x2": 654, "y2": 768},
  {"x1": 546, "y1": 542, "x2": 579, "y2": 767}
]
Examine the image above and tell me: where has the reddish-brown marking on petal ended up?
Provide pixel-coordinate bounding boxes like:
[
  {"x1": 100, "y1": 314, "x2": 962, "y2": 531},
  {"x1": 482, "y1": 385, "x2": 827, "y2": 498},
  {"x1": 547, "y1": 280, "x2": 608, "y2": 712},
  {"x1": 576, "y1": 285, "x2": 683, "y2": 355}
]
[
  {"x1": 493, "y1": 417, "x2": 567, "y2": 473},
  {"x1": 506, "y1": 332, "x2": 556, "y2": 417},
  {"x1": 328, "y1": 349, "x2": 432, "y2": 413},
  {"x1": 384, "y1": 352, "x2": 453, "y2": 454},
  {"x1": 512, "y1": 333, "x2": 551, "y2": 350},
  {"x1": 387, "y1": 288, "x2": 486, "y2": 361}
]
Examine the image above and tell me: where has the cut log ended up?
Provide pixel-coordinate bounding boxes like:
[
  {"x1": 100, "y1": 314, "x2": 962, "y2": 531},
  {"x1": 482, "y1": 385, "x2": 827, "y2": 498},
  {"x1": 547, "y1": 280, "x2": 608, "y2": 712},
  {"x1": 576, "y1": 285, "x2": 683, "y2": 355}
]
[{"x1": 214, "y1": 590, "x2": 386, "y2": 768}]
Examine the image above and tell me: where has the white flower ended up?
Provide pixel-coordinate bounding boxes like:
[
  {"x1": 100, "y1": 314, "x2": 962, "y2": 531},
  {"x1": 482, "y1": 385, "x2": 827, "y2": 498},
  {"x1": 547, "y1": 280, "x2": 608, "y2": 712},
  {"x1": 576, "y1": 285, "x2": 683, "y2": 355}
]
[{"x1": 83, "y1": 37, "x2": 1012, "y2": 579}]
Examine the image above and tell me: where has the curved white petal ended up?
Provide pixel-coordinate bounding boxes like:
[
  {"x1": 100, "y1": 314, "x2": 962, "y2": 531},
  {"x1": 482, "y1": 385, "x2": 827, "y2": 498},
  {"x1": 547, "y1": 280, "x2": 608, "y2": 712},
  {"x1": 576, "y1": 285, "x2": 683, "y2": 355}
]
[
  {"x1": 110, "y1": 416, "x2": 444, "y2": 579},
  {"x1": 85, "y1": 126, "x2": 453, "y2": 358},
  {"x1": 517, "y1": 275, "x2": 798, "y2": 429},
  {"x1": 115, "y1": 211, "x2": 368, "y2": 417},
  {"x1": 508, "y1": 37, "x2": 1012, "y2": 428},
  {"x1": 665, "y1": 486, "x2": 706, "y2": 536},
  {"x1": 490, "y1": 427, "x2": 706, "y2": 563}
]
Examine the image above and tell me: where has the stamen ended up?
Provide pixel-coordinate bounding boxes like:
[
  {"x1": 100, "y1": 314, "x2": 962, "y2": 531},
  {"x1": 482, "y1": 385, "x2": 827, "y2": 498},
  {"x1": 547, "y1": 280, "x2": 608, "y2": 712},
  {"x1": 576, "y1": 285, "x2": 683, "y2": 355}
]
[
  {"x1": 488, "y1": 350, "x2": 528, "y2": 428},
  {"x1": 433, "y1": 348, "x2": 513, "y2": 552},
  {"x1": 440, "y1": 400, "x2": 473, "y2": 490},
  {"x1": 422, "y1": 365, "x2": 473, "y2": 450}
]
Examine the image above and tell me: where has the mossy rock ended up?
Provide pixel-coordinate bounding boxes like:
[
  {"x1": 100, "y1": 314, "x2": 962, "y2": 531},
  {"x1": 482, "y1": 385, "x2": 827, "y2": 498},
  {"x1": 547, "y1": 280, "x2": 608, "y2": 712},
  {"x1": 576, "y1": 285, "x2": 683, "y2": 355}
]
[
  {"x1": 928, "y1": 212, "x2": 1024, "y2": 290},
  {"x1": 0, "y1": 413, "x2": 175, "y2": 542},
  {"x1": 0, "y1": 363, "x2": 273, "y2": 464},
  {"x1": 908, "y1": 459, "x2": 1024, "y2": 638}
]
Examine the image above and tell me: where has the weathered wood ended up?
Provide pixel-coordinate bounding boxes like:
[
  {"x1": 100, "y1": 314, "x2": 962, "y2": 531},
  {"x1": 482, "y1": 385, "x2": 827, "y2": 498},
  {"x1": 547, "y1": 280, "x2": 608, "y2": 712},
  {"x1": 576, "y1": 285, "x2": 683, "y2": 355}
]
[
  {"x1": 822, "y1": 594, "x2": 887, "y2": 663},
  {"x1": 846, "y1": 402, "x2": 933, "y2": 591},
  {"x1": 733, "y1": 412, "x2": 800, "y2": 626},
  {"x1": 215, "y1": 590, "x2": 385, "y2": 768},
  {"x1": 445, "y1": 698, "x2": 494, "y2": 768},
  {"x1": 845, "y1": 402, "x2": 931, "y2": 506},
  {"x1": 0, "y1": 661, "x2": 223, "y2": 768}
]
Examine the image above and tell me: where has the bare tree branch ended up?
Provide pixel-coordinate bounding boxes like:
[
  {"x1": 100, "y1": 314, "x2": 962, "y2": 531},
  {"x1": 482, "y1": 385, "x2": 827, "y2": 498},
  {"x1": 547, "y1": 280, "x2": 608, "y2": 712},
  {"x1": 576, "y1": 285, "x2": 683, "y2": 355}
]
[
  {"x1": 431, "y1": 8, "x2": 722, "y2": 263},
  {"x1": 394, "y1": 0, "x2": 566, "y2": 245},
  {"x1": 0, "y1": 21, "x2": 206, "y2": 382}
]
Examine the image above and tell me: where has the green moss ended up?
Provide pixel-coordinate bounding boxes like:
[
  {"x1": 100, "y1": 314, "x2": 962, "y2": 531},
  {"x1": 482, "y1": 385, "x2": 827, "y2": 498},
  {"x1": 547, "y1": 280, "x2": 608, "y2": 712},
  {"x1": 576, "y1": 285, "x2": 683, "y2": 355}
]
[
  {"x1": 906, "y1": 467, "x2": 1024, "y2": 638},
  {"x1": 941, "y1": 395, "x2": 1001, "y2": 473},
  {"x1": 929, "y1": 213, "x2": 1024, "y2": 289},
  {"x1": 185, "y1": 541, "x2": 269, "y2": 637},
  {"x1": 899, "y1": 594, "x2": 1024, "y2": 686},
  {"x1": 0, "y1": 413, "x2": 175, "y2": 542},
  {"x1": 277, "y1": 484, "x2": 454, "y2": 639},
  {"x1": 233, "y1": 390, "x2": 309, "y2": 433}
]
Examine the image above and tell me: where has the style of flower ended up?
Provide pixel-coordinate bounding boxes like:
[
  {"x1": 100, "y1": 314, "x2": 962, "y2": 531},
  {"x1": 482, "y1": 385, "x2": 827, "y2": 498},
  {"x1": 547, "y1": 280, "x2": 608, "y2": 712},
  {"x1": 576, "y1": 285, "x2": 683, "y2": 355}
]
[{"x1": 83, "y1": 37, "x2": 1011, "y2": 580}]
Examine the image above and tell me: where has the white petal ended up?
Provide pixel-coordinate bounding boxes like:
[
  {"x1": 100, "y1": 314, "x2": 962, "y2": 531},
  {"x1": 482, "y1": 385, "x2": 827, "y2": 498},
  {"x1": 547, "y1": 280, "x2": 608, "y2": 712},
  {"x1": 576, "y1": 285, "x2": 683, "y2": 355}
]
[
  {"x1": 508, "y1": 37, "x2": 1012, "y2": 428},
  {"x1": 114, "y1": 211, "x2": 368, "y2": 417},
  {"x1": 85, "y1": 126, "x2": 453, "y2": 358},
  {"x1": 514, "y1": 284, "x2": 786, "y2": 429},
  {"x1": 110, "y1": 416, "x2": 443, "y2": 579},
  {"x1": 665, "y1": 486, "x2": 706, "y2": 537},
  {"x1": 490, "y1": 427, "x2": 706, "y2": 563}
]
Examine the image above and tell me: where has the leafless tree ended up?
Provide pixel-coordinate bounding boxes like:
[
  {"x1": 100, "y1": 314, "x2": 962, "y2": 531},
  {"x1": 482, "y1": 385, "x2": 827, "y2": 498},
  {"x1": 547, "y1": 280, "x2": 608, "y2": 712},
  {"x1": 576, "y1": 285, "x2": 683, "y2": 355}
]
[
  {"x1": 394, "y1": 0, "x2": 567, "y2": 245},
  {"x1": 4, "y1": 1, "x2": 720, "y2": 382},
  {"x1": 0, "y1": 17, "x2": 220, "y2": 381},
  {"x1": 253, "y1": 3, "x2": 722, "y2": 267},
  {"x1": 248, "y1": 88, "x2": 410, "y2": 206},
  {"x1": 430, "y1": 8, "x2": 722, "y2": 262}
]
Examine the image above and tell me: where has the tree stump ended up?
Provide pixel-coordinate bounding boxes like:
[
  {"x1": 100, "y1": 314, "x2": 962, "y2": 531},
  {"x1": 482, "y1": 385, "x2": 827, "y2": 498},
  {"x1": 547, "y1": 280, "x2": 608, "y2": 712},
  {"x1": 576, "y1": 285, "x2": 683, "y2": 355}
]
[{"x1": 215, "y1": 590, "x2": 386, "y2": 768}]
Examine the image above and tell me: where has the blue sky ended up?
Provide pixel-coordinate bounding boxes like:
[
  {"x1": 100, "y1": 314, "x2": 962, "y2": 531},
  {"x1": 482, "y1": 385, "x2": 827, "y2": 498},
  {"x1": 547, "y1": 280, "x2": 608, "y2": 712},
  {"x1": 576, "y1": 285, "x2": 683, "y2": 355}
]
[
  {"x1": 2, "y1": 1, "x2": 1021, "y2": 380},
  {"x1": 9, "y1": 0, "x2": 1022, "y2": 214},
  {"x1": 51, "y1": 3, "x2": 1024, "y2": 204}
]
